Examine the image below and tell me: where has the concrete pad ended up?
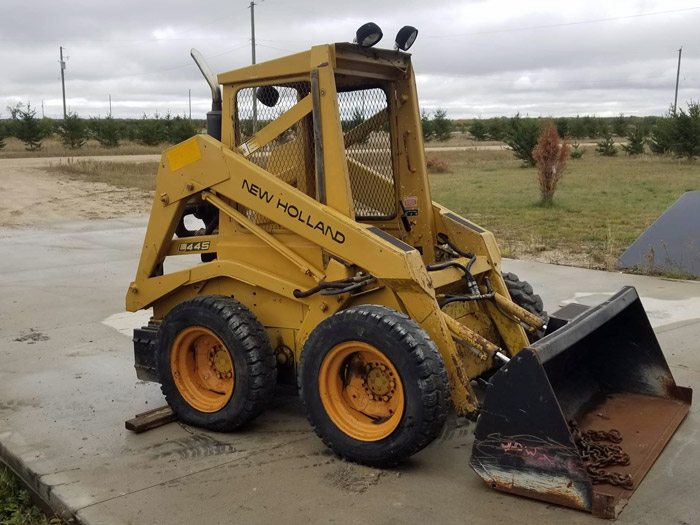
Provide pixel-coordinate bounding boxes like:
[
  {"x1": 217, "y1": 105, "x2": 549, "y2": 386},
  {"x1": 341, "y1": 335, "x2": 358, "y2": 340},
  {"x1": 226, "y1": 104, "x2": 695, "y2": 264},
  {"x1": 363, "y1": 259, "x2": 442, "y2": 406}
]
[{"x1": 0, "y1": 218, "x2": 698, "y2": 525}]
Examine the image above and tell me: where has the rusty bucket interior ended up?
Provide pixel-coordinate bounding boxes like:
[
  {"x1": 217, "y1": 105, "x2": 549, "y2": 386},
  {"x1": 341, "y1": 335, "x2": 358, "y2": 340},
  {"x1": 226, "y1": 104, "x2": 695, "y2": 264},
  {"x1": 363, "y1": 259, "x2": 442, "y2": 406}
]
[{"x1": 470, "y1": 286, "x2": 692, "y2": 519}]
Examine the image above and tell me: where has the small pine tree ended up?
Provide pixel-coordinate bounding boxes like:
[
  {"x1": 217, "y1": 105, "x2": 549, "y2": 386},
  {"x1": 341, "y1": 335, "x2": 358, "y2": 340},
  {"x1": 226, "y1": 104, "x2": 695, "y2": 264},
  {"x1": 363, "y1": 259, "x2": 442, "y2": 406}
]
[
  {"x1": 16, "y1": 103, "x2": 44, "y2": 151},
  {"x1": 136, "y1": 113, "x2": 167, "y2": 146},
  {"x1": 648, "y1": 116, "x2": 673, "y2": 155},
  {"x1": 570, "y1": 141, "x2": 584, "y2": 159},
  {"x1": 469, "y1": 119, "x2": 488, "y2": 141},
  {"x1": 595, "y1": 132, "x2": 617, "y2": 156},
  {"x1": 58, "y1": 112, "x2": 87, "y2": 149},
  {"x1": 420, "y1": 109, "x2": 434, "y2": 141},
  {"x1": 532, "y1": 121, "x2": 570, "y2": 205},
  {"x1": 670, "y1": 101, "x2": 700, "y2": 160},
  {"x1": 432, "y1": 108, "x2": 452, "y2": 142},
  {"x1": 0, "y1": 118, "x2": 5, "y2": 150},
  {"x1": 91, "y1": 116, "x2": 120, "y2": 148},
  {"x1": 622, "y1": 126, "x2": 646, "y2": 156},
  {"x1": 504, "y1": 113, "x2": 540, "y2": 166},
  {"x1": 612, "y1": 113, "x2": 628, "y2": 136},
  {"x1": 169, "y1": 115, "x2": 200, "y2": 143}
]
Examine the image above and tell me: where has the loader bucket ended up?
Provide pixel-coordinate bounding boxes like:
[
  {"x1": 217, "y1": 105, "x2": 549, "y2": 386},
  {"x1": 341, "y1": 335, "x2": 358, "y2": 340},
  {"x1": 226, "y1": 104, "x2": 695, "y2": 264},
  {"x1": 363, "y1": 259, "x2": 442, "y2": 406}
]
[{"x1": 470, "y1": 286, "x2": 692, "y2": 519}]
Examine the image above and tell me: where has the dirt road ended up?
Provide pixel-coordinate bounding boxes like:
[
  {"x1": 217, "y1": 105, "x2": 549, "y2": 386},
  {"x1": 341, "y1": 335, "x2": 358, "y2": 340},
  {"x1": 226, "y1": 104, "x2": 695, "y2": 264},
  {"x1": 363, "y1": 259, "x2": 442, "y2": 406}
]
[{"x1": 0, "y1": 156, "x2": 157, "y2": 226}]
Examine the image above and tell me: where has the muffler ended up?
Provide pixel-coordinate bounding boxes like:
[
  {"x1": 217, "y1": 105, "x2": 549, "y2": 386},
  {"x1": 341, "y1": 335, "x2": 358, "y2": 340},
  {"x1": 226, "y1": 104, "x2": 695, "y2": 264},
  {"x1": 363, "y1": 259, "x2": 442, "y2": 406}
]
[{"x1": 470, "y1": 286, "x2": 692, "y2": 519}]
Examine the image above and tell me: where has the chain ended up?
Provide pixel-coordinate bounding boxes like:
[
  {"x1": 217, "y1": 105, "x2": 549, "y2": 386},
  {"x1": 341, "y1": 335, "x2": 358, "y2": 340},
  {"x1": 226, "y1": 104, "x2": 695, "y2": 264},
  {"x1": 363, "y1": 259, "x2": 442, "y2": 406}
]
[{"x1": 569, "y1": 421, "x2": 634, "y2": 489}]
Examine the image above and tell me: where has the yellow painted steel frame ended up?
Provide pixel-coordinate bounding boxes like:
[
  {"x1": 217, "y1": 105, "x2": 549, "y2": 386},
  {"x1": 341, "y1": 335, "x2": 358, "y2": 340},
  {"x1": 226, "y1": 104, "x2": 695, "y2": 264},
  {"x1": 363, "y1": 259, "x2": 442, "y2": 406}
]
[{"x1": 127, "y1": 43, "x2": 535, "y2": 415}]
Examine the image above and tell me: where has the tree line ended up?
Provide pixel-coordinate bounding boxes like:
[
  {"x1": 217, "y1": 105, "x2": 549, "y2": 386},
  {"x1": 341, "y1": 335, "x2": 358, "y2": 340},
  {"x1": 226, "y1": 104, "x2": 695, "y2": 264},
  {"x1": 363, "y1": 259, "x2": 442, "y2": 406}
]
[{"x1": 0, "y1": 102, "x2": 203, "y2": 151}]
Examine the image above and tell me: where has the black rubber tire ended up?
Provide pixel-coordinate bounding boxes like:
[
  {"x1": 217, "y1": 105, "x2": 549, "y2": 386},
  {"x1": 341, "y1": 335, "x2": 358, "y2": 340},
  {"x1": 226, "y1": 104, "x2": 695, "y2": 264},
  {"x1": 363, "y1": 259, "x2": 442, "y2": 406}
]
[
  {"x1": 157, "y1": 295, "x2": 276, "y2": 432},
  {"x1": 502, "y1": 272, "x2": 548, "y2": 342},
  {"x1": 299, "y1": 305, "x2": 450, "y2": 467}
]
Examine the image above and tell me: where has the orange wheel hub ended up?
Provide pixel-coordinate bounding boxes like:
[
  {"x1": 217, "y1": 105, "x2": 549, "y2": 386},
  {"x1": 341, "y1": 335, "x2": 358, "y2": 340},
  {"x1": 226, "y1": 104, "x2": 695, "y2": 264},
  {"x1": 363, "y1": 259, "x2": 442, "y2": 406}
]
[
  {"x1": 170, "y1": 326, "x2": 234, "y2": 412},
  {"x1": 318, "y1": 341, "x2": 405, "y2": 441}
]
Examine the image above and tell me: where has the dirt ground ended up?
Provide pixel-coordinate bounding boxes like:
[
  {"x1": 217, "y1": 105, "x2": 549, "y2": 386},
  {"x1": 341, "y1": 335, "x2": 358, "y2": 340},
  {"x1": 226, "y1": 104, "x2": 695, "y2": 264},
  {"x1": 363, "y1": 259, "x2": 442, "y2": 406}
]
[{"x1": 0, "y1": 156, "x2": 156, "y2": 227}]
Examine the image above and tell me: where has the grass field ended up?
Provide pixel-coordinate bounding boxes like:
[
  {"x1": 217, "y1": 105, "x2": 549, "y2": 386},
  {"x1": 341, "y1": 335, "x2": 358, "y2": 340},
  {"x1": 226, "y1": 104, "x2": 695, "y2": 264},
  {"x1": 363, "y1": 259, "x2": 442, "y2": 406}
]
[
  {"x1": 48, "y1": 148, "x2": 700, "y2": 272},
  {"x1": 428, "y1": 147, "x2": 700, "y2": 270},
  {"x1": 1, "y1": 137, "x2": 163, "y2": 159}
]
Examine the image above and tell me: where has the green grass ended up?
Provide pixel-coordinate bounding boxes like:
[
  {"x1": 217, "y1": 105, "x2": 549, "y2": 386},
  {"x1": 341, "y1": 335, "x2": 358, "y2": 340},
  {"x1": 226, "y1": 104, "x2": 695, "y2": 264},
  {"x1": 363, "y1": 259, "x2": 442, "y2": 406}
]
[
  {"x1": 0, "y1": 467, "x2": 60, "y2": 524},
  {"x1": 429, "y1": 148, "x2": 700, "y2": 269},
  {"x1": 48, "y1": 158, "x2": 159, "y2": 192}
]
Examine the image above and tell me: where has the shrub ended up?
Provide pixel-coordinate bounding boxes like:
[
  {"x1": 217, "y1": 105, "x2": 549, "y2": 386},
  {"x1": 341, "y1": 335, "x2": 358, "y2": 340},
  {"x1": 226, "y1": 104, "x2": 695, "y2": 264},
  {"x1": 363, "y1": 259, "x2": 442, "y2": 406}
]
[
  {"x1": 15, "y1": 103, "x2": 44, "y2": 151},
  {"x1": 168, "y1": 116, "x2": 200, "y2": 144},
  {"x1": 570, "y1": 141, "x2": 584, "y2": 159},
  {"x1": 670, "y1": 100, "x2": 700, "y2": 160},
  {"x1": 432, "y1": 108, "x2": 452, "y2": 142},
  {"x1": 648, "y1": 116, "x2": 673, "y2": 155},
  {"x1": 595, "y1": 132, "x2": 617, "y2": 156},
  {"x1": 136, "y1": 113, "x2": 167, "y2": 146},
  {"x1": 622, "y1": 125, "x2": 646, "y2": 156},
  {"x1": 90, "y1": 116, "x2": 120, "y2": 148},
  {"x1": 420, "y1": 109, "x2": 433, "y2": 140},
  {"x1": 504, "y1": 113, "x2": 540, "y2": 166},
  {"x1": 58, "y1": 112, "x2": 87, "y2": 149},
  {"x1": 426, "y1": 156, "x2": 450, "y2": 173},
  {"x1": 532, "y1": 121, "x2": 570, "y2": 205},
  {"x1": 469, "y1": 119, "x2": 488, "y2": 140},
  {"x1": 0, "y1": 120, "x2": 5, "y2": 150}
]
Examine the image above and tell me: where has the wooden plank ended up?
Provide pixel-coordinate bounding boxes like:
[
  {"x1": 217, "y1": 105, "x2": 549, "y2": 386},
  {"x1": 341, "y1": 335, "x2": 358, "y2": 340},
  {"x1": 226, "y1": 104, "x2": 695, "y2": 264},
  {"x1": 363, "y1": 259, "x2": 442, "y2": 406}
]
[{"x1": 125, "y1": 406, "x2": 176, "y2": 434}]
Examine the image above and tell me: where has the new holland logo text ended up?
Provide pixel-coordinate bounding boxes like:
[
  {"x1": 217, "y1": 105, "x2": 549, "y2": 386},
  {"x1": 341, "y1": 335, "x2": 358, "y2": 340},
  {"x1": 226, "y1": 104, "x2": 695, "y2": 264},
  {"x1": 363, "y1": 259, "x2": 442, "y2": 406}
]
[
  {"x1": 178, "y1": 240, "x2": 211, "y2": 252},
  {"x1": 242, "y1": 179, "x2": 346, "y2": 244}
]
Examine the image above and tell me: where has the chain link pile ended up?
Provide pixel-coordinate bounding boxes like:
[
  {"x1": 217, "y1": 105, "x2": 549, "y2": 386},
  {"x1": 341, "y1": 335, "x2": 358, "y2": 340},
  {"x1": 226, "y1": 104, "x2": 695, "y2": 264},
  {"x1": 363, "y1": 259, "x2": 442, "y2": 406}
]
[{"x1": 569, "y1": 421, "x2": 634, "y2": 489}]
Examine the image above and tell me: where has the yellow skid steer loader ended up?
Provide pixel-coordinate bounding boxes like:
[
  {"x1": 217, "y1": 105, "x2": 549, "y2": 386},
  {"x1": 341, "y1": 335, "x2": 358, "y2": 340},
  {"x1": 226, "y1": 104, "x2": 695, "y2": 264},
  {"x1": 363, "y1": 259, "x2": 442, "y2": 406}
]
[{"x1": 126, "y1": 25, "x2": 691, "y2": 519}]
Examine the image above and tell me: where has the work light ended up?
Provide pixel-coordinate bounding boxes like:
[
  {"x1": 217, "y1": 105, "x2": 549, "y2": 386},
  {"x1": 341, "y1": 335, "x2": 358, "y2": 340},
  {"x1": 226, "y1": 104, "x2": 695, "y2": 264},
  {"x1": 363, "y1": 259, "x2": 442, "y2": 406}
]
[
  {"x1": 354, "y1": 22, "x2": 383, "y2": 48},
  {"x1": 394, "y1": 26, "x2": 418, "y2": 51}
]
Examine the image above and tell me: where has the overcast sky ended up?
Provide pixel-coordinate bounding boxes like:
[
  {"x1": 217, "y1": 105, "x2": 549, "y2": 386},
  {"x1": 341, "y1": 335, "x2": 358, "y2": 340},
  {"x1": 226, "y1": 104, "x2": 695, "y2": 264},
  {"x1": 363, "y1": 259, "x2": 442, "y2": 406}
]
[{"x1": 1, "y1": 0, "x2": 697, "y2": 119}]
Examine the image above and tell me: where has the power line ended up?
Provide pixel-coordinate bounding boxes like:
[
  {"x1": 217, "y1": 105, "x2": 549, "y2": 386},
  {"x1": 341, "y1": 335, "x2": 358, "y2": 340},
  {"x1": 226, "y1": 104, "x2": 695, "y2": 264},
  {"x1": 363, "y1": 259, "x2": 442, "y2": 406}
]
[{"x1": 422, "y1": 6, "x2": 700, "y2": 38}]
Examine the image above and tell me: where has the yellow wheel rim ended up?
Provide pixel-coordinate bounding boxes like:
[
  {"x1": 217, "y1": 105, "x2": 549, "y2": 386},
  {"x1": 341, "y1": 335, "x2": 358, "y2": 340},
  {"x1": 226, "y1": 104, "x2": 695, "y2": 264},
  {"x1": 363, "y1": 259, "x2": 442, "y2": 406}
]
[
  {"x1": 319, "y1": 341, "x2": 405, "y2": 442},
  {"x1": 170, "y1": 326, "x2": 234, "y2": 413}
]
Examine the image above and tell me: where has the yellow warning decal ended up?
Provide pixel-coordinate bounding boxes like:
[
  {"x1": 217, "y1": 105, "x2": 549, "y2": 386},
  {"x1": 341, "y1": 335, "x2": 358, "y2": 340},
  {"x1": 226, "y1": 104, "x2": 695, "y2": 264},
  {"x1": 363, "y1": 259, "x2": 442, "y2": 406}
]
[{"x1": 167, "y1": 138, "x2": 201, "y2": 172}]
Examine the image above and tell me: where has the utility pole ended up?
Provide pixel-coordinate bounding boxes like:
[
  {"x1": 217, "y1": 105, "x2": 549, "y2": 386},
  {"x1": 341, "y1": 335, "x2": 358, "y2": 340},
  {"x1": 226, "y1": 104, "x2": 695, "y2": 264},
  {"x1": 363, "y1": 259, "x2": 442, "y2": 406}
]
[
  {"x1": 250, "y1": 1, "x2": 258, "y2": 133},
  {"x1": 109, "y1": 94, "x2": 112, "y2": 117},
  {"x1": 673, "y1": 47, "x2": 683, "y2": 115},
  {"x1": 188, "y1": 89, "x2": 192, "y2": 122},
  {"x1": 60, "y1": 46, "x2": 67, "y2": 119}
]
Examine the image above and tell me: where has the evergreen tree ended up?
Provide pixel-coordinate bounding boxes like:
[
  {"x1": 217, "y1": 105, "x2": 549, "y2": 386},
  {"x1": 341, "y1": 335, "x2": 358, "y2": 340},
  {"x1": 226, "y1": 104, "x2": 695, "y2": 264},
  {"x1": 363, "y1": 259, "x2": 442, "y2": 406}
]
[
  {"x1": 648, "y1": 116, "x2": 673, "y2": 155},
  {"x1": 595, "y1": 132, "x2": 617, "y2": 156},
  {"x1": 622, "y1": 126, "x2": 646, "y2": 156},
  {"x1": 91, "y1": 116, "x2": 120, "y2": 148},
  {"x1": 169, "y1": 115, "x2": 200, "y2": 143},
  {"x1": 468, "y1": 119, "x2": 488, "y2": 141},
  {"x1": 16, "y1": 103, "x2": 44, "y2": 151},
  {"x1": 432, "y1": 108, "x2": 452, "y2": 142},
  {"x1": 58, "y1": 112, "x2": 87, "y2": 149},
  {"x1": 0, "y1": 118, "x2": 5, "y2": 150},
  {"x1": 504, "y1": 113, "x2": 540, "y2": 166},
  {"x1": 420, "y1": 109, "x2": 433, "y2": 140},
  {"x1": 670, "y1": 101, "x2": 700, "y2": 160}
]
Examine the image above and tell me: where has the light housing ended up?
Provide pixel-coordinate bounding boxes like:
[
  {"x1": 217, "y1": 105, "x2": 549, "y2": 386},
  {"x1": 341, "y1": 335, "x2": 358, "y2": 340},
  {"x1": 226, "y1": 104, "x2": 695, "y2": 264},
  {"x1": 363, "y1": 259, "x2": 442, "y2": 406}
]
[
  {"x1": 394, "y1": 25, "x2": 418, "y2": 51},
  {"x1": 355, "y1": 22, "x2": 383, "y2": 48}
]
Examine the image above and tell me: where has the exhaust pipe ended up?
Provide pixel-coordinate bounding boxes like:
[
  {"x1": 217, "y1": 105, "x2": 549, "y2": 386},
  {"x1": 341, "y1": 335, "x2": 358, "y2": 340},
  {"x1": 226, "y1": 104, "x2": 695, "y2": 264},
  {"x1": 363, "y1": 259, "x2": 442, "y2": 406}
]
[{"x1": 190, "y1": 48, "x2": 222, "y2": 141}]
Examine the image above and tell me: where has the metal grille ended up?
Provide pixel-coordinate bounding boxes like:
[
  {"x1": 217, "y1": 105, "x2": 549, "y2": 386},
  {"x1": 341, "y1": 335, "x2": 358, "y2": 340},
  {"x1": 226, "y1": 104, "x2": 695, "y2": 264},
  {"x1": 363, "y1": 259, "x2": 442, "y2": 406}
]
[
  {"x1": 339, "y1": 87, "x2": 396, "y2": 219},
  {"x1": 236, "y1": 81, "x2": 314, "y2": 229}
]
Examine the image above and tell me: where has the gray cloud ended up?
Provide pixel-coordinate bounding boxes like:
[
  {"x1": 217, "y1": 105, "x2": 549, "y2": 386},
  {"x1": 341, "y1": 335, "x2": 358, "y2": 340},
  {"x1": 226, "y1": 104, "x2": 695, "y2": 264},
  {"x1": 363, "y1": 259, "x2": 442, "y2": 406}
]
[{"x1": 1, "y1": 0, "x2": 697, "y2": 119}]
